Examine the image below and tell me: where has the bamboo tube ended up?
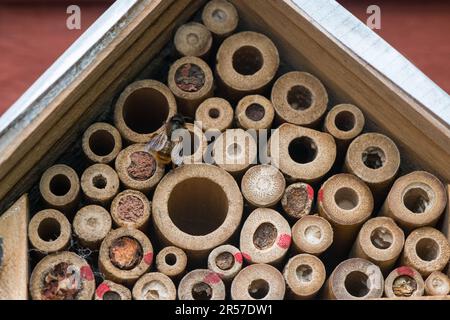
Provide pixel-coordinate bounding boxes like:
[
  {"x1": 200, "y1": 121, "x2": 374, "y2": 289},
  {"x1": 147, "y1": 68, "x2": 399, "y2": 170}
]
[
  {"x1": 99, "y1": 227, "x2": 153, "y2": 286},
  {"x1": 110, "y1": 189, "x2": 151, "y2": 231},
  {"x1": 155, "y1": 246, "x2": 188, "y2": 280},
  {"x1": 115, "y1": 143, "x2": 165, "y2": 194},
  {"x1": 400, "y1": 227, "x2": 450, "y2": 277},
  {"x1": 345, "y1": 132, "x2": 400, "y2": 203},
  {"x1": 80, "y1": 163, "x2": 119, "y2": 206},
  {"x1": 168, "y1": 56, "x2": 214, "y2": 118},
  {"x1": 195, "y1": 97, "x2": 233, "y2": 133},
  {"x1": 318, "y1": 173, "x2": 373, "y2": 252},
  {"x1": 269, "y1": 123, "x2": 336, "y2": 184},
  {"x1": 174, "y1": 22, "x2": 212, "y2": 58},
  {"x1": 281, "y1": 182, "x2": 314, "y2": 220},
  {"x1": 132, "y1": 272, "x2": 177, "y2": 300},
  {"x1": 323, "y1": 258, "x2": 384, "y2": 300},
  {"x1": 241, "y1": 164, "x2": 285, "y2": 208},
  {"x1": 235, "y1": 95, "x2": 274, "y2": 131},
  {"x1": 179, "y1": 123, "x2": 208, "y2": 165},
  {"x1": 425, "y1": 271, "x2": 450, "y2": 296},
  {"x1": 231, "y1": 264, "x2": 285, "y2": 300},
  {"x1": 216, "y1": 31, "x2": 279, "y2": 100},
  {"x1": 39, "y1": 164, "x2": 80, "y2": 214},
  {"x1": 202, "y1": 0, "x2": 239, "y2": 38},
  {"x1": 283, "y1": 254, "x2": 326, "y2": 300},
  {"x1": 212, "y1": 128, "x2": 258, "y2": 178},
  {"x1": 152, "y1": 164, "x2": 243, "y2": 261},
  {"x1": 271, "y1": 71, "x2": 328, "y2": 128},
  {"x1": 28, "y1": 209, "x2": 71, "y2": 255},
  {"x1": 384, "y1": 266, "x2": 425, "y2": 298},
  {"x1": 323, "y1": 104, "x2": 365, "y2": 156},
  {"x1": 178, "y1": 269, "x2": 226, "y2": 300},
  {"x1": 207, "y1": 244, "x2": 243, "y2": 282},
  {"x1": 82, "y1": 122, "x2": 122, "y2": 164},
  {"x1": 95, "y1": 280, "x2": 132, "y2": 300},
  {"x1": 239, "y1": 208, "x2": 291, "y2": 266},
  {"x1": 291, "y1": 215, "x2": 333, "y2": 256},
  {"x1": 380, "y1": 171, "x2": 447, "y2": 232},
  {"x1": 73, "y1": 205, "x2": 112, "y2": 250},
  {"x1": 114, "y1": 80, "x2": 177, "y2": 144},
  {"x1": 350, "y1": 217, "x2": 404, "y2": 274},
  {"x1": 30, "y1": 251, "x2": 95, "y2": 300}
]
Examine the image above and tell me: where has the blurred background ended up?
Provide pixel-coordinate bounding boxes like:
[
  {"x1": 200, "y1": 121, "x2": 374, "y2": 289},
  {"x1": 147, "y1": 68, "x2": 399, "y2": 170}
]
[{"x1": 0, "y1": 0, "x2": 449, "y2": 114}]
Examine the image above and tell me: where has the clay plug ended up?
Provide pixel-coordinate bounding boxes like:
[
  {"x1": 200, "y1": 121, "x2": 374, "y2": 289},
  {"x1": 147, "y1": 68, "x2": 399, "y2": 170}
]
[
  {"x1": 30, "y1": 251, "x2": 95, "y2": 300},
  {"x1": 202, "y1": 0, "x2": 239, "y2": 38},
  {"x1": 241, "y1": 164, "x2": 285, "y2": 208},
  {"x1": 152, "y1": 164, "x2": 243, "y2": 261},
  {"x1": 132, "y1": 272, "x2": 177, "y2": 300},
  {"x1": 174, "y1": 22, "x2": 212, "y2": 58},
  {"x1": 269, "y1": 123, "x2": 336, "y2": 184},
  {"x1": 424, "y1": 271, "x2": 450, "y2": 296},
  {"x1": 195, "y1": 97, "x2": 233, "y2": 133},
  {"x1": 281, "y1": 182, "x2": 314, "y2": 220},
  {"x1": 323, "y1": 258, "x2": 384, "y2": 300},
  {"x1": 400, "y1": 227, "x2": 450, "y2": 277},
  {"x1": 318, "y1": 173, "x2": 373, "y2": 251},
  {"x1": 73, "y1": 205, "x2": 112, "y2": 250},
  {"x1": 39, "y1": 164, "x2": 80, "y2": 214},
  {"x1": 207, "y1": 244, "x2": 243, "y2": 282},
  {"x1": 80, "y1": 163, "x2": 119, "y2": 206},
  {"x1": 115, "y1": 143, "x2": 165, "y2": 193},
  {"x1": 380, "y1": 171, "x2": 447, "y2": 232},
  {"x1": 82, "y1": 122, "x2": 122, "y2": 164},
  {"x1": 216, "y1": 31, "x2": 279, "y2": 100},
  {"x1": 235, "y1": 95, "x2": 275, "y2": 131},
  {"x1": 168, "y1": 56, "x2": 214, "y2": 118},
  {"x1": 178, "y1": 269, "x2": 226, "y2": 300},
  {"x1": 291, "y1": 215, "x2": 333, "y2": 256},
  {"x1": 156, "y1": 246, "x2": 188, "y2": 281},
  {"x1": 271, "y1": 71, "x2": 328, "y2": 128},
  {"x1": 110, "y1": 190, "x2": 151, "y2": 231},
  {"x1": 384, "y1": 266, "x2": 425, "y2": 298},
  {"x1": 345, "y1": 132, "x2": 400, "y2": 203},
  {"x1": 323, "y1": 104, "x2": 365, "y2": 157},
  {"x1": 95, "y1": 280, "x2": 132, "y2": 300},
  {"x1": 99, "y1": 227, "x2": 153, "y2": 286},
  {"x1": 283, "y1": 254, "x2": 326, "y2": 300},
  {"x1": 28, "y1": 209, "x2": 71, "y2": 255},
  {"x1": 114, "y1": 80, "x2": 177, "y2": 144},
  {"x1": 239, "y1": 208, "x2": 291, "y2": 266},
  {"x1": 231, "y1": 264, "x2": 285, "y2": 300},
  {"x1": 350, "y1": 217, "x2": 404, "y2": 274}
]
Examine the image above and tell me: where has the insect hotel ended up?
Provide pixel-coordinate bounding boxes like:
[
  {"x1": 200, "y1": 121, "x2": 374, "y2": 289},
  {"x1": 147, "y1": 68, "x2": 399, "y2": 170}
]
[{"x1": 0, "y1": 0, "x2": 449, "y2": 300}]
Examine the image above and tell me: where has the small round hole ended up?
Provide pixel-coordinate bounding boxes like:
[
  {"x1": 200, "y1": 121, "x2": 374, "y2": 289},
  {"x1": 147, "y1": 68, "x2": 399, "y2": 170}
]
[
  {"x1": 287, "y1": 85, "x2": 312, "y2": 110},
  {"x1": 208, "y1": 108, "x2": 220, "y2": 119},
  {"x1": 38, "y1": 218, "x2": 61, "y2": 242},
  {"x1": 304, "y1": 225, "x2": 322, "y2": 245},
  {"x1": 344, "y1": 271, "x2": 370, "y2": 298},
  {"x1": 49, "y1": 174, "x2": 71, "y2": 196},
  {"x1": 392, "y1": 275, "x2": 417, "y2": 297},
  {"x1": 334, "y1": 187, "x2": 359, "y2": 210},
  {"x1": 92, "y1": 175, "x2": 107, "y2": 189},
  {"x1": 403, "y1": 188, "x2": 431, "y2": 214},
  {"x1": 245, "y1": 103, "x2": 265, "y2": 121},
  {"x1": 248, "y1": 279, "x2": 269, "y2": 299},
  {"x1": 165, "y1": 253, "x2": 177, "y2": 266},
  {"x1": 191, "y1": 282, "x2": 212, "y2": 300},
  {"x1": 103, "y1": 291, "x2": 121, "y2": 300},
  {"x1": 335, "y1": 111, "x2": 355, "y2": 132},
  {"x1": 227, "y1": 143, "x2": 242, "y2": 157},
  {"x1": 288, "y1": 137, "x2": 317, "y2": 164},
  {"x1": 362, "y1": 147, "x2": 385, "y2": 169},
  {"x1": 215, "y1": 252, "x2": 235, "y2": 271},
  {"x1": 89, "y1": 130, "x2": 115, "y2": 157},
  {"x1": 296, "y1": 264, "x2": 313, "y2": 283},
  {"x1": 232, "y1": 46, "x2": 263, "y2": 76},
  {"x1": 416, "y1": 238, "x2": 439, "y2": 261},
  {"x1": 212, "y1": 8, "x2": 227, "y2": 21},
  {"x1": 370, "y1": 227, "x2": 393, "y2": 249},
  {"x1": 253, "y1": 222, "x2": 277, "y2": 250}
]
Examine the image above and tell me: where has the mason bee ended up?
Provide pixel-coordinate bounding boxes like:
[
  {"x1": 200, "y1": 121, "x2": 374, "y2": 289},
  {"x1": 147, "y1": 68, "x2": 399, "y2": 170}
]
[{"x1": 145, "y1": 114, "x2": 190, "y2": 166}]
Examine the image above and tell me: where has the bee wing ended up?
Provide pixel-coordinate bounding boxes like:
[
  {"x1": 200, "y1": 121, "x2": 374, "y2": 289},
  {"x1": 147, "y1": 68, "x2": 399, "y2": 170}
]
[
  {"x1": 145, "y1": 131, "x2": 168, "y2": 152},
  {"x1": 170, "y1": 141, "x2": 184, "y2": 166}
]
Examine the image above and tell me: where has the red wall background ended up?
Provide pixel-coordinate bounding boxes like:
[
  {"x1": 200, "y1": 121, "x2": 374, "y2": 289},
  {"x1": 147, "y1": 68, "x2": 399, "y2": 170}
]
[{"x1": 0, "y1": 0, "x2": 449, "y2": 115}]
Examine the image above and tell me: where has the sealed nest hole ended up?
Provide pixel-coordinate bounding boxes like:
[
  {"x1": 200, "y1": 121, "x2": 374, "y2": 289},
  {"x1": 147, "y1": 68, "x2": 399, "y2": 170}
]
[
  {"x1": 191, "y1": 282, "x2": 212, "y2": 300},
  {"x1": 117, "y1": 195, "x2": 145, "y2": 222},
  {"x1": 253, "y1": 222, "x2": 277, "y2": 250},
  {"x1": 127, "y1": 151, "x2": 156, "y2": 180},
  {"x1": 245, "y1": 103, "x2": 265, "y2": 121},
  {"x1": 175, "y1": 63, "x2": 205, "y2": 92},
  {"x1": 109, "y1": 236, "x2": 143, "y2": 270},
  {"x1": 285, "y1": 185, "x2": 309, "y2": 216},
  {"x1": 392, "y1": 275, "x2": 417, "y2": 297},
  {"x1": 215, "y1": 251, "x2": 235, "y2": 271},
  {"x1": 41, "y1": 262, "x2": 82, "y2": 300}
]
